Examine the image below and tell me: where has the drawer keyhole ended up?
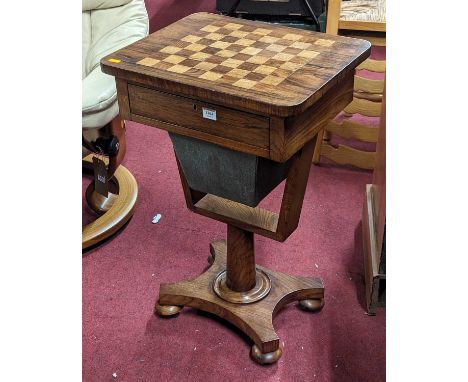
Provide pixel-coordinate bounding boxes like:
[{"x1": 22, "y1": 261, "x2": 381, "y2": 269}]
[{"x1": 193, "y1": 104, "x2": 197, "y2": 110}]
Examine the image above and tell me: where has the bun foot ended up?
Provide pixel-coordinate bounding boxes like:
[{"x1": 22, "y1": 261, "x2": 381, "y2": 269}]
[
  {"x1": 299, "y1": 298, "x2": 324, "y2": 312},
  {"x1": 250, "y1": 343, "x2": 283, "y2": 365},
  {"x1": 154, "y1": 302, "x2": 182, "y2": 317}
]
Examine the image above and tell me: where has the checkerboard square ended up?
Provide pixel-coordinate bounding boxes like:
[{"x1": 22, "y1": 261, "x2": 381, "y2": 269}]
[
  {"x1": 220, "y1": 58, "x2": 244, "y2": 68},
  {"x1": 160, "y1": 46, "x2": 181, "y2": 54},
  {"x1": 229, "y1": 30, "x2": 249, "y2": 38},
  {"x1": 259, "y1": 36, "x2": 279, "y2": 44},
  {"x1": 291, "y1": 41, "x2": 312, "y2": 50},
  {"x1": 182, "y1": 35, "x2": 202, "y2": 43},
  {"x1": 253, "y1": 65, "x2": 276, "y2": 75},
  {"x1": 194, "y1": 61, "x2": 217, "y2": 71},
  {"x1": 260, "y1": 75, "x2": 284, "y2": 86},
  {"x1": 210, "y1": 41, "x2": 231, "y2": 50},
  {"x1": 298, "y1": 50, "x2": 320, "y2": 59},
  {"x1": 280, "y1": 61, "x2": 303, "y2": 71},
  {"x1": 272, "y1": 52, "x2": 294, "y2": 61},
  {"x1": 206, "y1": 33, "x2": 224, "y2": 41},
  {"x1": 246, "y1": 55, "x2": 269, "y2": 65},
  {"x1": 224, "y1": 23, "x2": 243, "y2": 30},
  {"x1": 233, "y1": 78, "x2": 256, "y2": 89},
  {"x1": 283, "y1": 33, "x2": 303, "y2": 41},
  {"x1": 216, "y1": 50, "x2": 237, "y2": 58},
  {"x1": 163, "y1": 55, "x2": 186, "y2": 64},
  {"x1": 199, "y1": 71, "x2": 223, "y2": 81},
  {"x1": 235, "y1": 38, "x2": 255, "y2": 47},
  {"x1": 315, "y1": 39, "x2": 335, "y2": 47},
  {"x1": 266, "y1": 44, "x2": 287, "y2": 53},
  {"x1": 240, "y1": 47, "x2": 262, "y2": 55},
  {"x1": 201, "y1": 25, "x2": 220, "y2": 33},
  {"x1": 227, "y1": 68, "x2": 249, "y2": 78},
  {"x1": 167, "y1": 64, "x2": 191, "y2": 74},
  {"x1": 190, "y1": 52, "x2": 211, "y2": 61},
  {"x1": 252, "y1": 28, "x2": 272, "y2": 35},
  {"x1": 137, "y1": 57, "x2": 160, "y2": 67},
  {"x1": 185, "y1": 43, "x2": 206, "y2": 52}
]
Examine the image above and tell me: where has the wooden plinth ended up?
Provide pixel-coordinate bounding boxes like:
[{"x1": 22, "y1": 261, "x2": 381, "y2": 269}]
[
  {"x1": 82, "y1": 155, "x2": 138, "y2": 249},
  {"x1": 156, "y1": 238, "x2": 324, "y2": 364}
]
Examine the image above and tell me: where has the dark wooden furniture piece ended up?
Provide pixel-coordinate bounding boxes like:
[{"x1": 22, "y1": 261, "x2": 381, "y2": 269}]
[
  {"x1": 362, "y1": 83, "x2": 386, "y2": 314},
  {"x1": 82, "y1": 118, "x2": 138, "y2": 249},
  {"x1": 101, "y1": 12, "x2": 370, "y2": 364}
]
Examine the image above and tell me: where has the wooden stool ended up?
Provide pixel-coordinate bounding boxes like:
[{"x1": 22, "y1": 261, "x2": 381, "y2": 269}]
[{"x1": 101, "y1": 12, "x2": 370, "y2": 364}]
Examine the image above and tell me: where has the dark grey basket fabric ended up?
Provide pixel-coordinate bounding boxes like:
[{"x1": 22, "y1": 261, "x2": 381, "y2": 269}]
[{"x1": 170, "y1": 133, "x2": 291, "y2": 207}]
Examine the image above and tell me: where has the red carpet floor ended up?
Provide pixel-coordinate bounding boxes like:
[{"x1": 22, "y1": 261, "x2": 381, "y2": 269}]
[{"x1": 83, "y1": 119, "x2": 386, "y2": 381}]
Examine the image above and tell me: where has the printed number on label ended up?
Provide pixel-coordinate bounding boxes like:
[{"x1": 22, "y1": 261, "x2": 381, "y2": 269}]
[{"x1": 202, "y1": 108, "x2": 217, "y2": 121}]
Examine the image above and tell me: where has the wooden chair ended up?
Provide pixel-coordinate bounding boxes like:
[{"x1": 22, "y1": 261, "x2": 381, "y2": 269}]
[{"x1": 312, "y1": 0, "x2": 386, "y2": 169}]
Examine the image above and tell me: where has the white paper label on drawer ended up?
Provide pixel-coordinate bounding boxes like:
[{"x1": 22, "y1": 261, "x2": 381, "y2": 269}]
[{"x1": 202, "y1": 108, "x2": 217, "y2": 121}]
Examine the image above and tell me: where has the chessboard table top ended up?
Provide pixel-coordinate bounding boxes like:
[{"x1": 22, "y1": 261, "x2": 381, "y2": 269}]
[{"x1": 101, "y1": 12, "x2": 370, "y2": 117}]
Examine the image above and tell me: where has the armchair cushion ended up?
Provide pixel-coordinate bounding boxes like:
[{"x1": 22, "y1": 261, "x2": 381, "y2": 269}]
[{"x1": 82, "y1": 0, "x2": 148, "y2": 129}]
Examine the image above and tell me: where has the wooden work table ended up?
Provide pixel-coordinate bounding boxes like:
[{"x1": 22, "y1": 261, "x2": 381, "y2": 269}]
[{"x1": 101, "y1": 12, "x2": 370, "y2": 364}]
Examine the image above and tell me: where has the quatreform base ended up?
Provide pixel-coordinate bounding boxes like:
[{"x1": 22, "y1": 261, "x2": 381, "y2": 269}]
[{"x1": 155, "y1": 240, "x2": 324, "y2": 364}]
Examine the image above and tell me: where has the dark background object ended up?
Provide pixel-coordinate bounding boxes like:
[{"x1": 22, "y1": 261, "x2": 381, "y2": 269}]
[
  {"x1": 170, "y1": 133, "x2": 291, "y2": 207},
  {"x1": 217, "y1": 0, "x2": 326, "y2": 31}
]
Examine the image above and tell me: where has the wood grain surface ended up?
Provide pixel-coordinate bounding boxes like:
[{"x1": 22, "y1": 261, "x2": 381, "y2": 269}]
[{"x1": 101, "y1": 12, "x2": 371, "y2": 117}]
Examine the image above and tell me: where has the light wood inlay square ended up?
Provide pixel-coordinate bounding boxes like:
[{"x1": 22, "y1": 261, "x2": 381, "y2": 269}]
[
  {"x1": 160, "y1": 46, "x2": 181, "y2": 54},
  {"x1": 260, "y1": 75, "x2": 284, "y2": 86},
  {"x1": 201, "y1": 25, "x2": 220, "y2": 33},
  {"x1": 163, "y1": 55, "x2": 185, "y2": 64},
  {"x1": 283, "y1": 33, "x2": 303, "y2": 41},
  {"x1": 253, "y1": 65, "x2": 276, "y2": 75},
  {"x1": 259, "y1": 36, "x2": 279, "y2": 44},
  {"x1": 199, "y1": 71, "x2": 223, "y2": 81},
  {"x1": 194, "y1": 61, "x2": 217, "y2": 71},
  {"x1": 182, "y1": 35, "x2": 202, "y2": 43},
  {"x1": 266, "y1": 44, "x2": 287, "y2": 53},
  {"x1": 227, "y1": 68, "x2": 250, "y2": 78},
  {"x1": 206, "y1": 33, "x2": 225, "y2": 41},
  {"x1": 224, "y1": 23, "x2": 243, "y2": 30},
  {"x1": 185, "y1": 43, "x2": 206, "y2": 52},
  {"x1": 137, "y1": 57, "x2": 160, "y2": 67},
  {"x1": 246, "y1": 55, "x2": 269, "y2": 65},
  {"x1": 216, "y1": 49, "x2": 237, "y2": 58},
  {"x1": 167, "y1": 64, "x2": 191, "y2": 74},
  {"x1": 220, "y1": 58, "x2": 244, "y2": 68},
  {"x1": 272, "y1": 52, "x2": 294, "y2": 61},
  {"x1": 298, "y1": 50, "x2": 320, "y2": 59},
  {"x1": 315, "y1": 39, "x2": 335, "y2": 47},
  {"x1": 229, "y1": 30, "x2": 249, "y2": 38},
  {"x1": 252, "y1": 28, "x2": 272, "y2": 35},
  {"x1": 233, "y1": 78, "x2": 256, "y2": 89},
  {"x1": 240, "y1": 47, "x2": 262, "y2": 55},
  {"x1": 235, "y1": 38, "x2": 256, "y2": 47},
  {"x1": 190, "y1": 52, "x2": 211, "y2": 61},
  {"x1": 210, "y1": 41, "x2": 231, "y2": 49},
  {"x1": 291, "y1": 41, "x2": 312, "y2": 49},
  {"x1": 280, "y1": 61, "x2": 303, "y2": 71}
]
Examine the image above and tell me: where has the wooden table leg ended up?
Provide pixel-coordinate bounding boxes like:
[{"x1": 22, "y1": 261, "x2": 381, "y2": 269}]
[{"x1": 155, "y1": 235, "x2": 324, "y2": 365}]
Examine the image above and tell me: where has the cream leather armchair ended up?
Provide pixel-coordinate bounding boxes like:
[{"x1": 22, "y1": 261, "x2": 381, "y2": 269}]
[{"x1": 82, "y1": 0, "x2": 148, "y2": 249}]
